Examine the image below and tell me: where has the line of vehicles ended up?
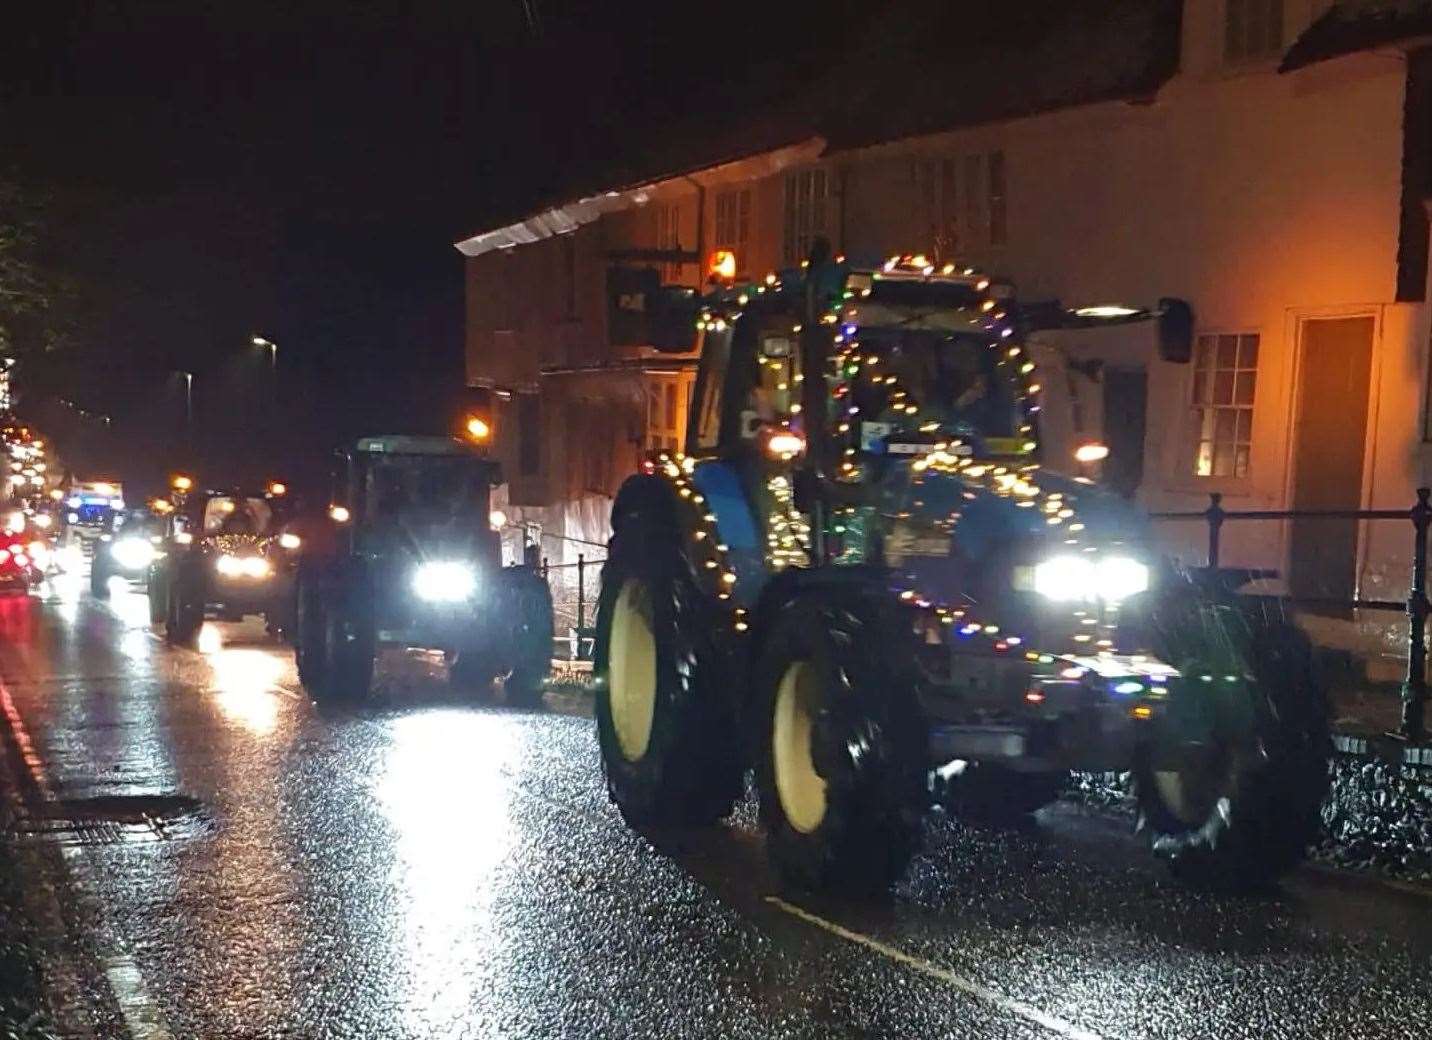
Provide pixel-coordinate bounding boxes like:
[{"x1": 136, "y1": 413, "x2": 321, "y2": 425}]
[
  {"x1": 2, "y1": 248, "x2": 1332, "y2": 898},
  {"x1": 1, "y1": 411, "x2": 554, "y2": 706}
]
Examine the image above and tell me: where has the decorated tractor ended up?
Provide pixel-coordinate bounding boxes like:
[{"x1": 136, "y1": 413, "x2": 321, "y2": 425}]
[
  {"x1": 148, "y1": 482, "x2": 299, "y2": 643},
  {"x1": 292, "y1": 435, "x2": 553, "y2": 705},
  {"x1": 593, "y1": 250, "x2": 1330, "y2": 894}
]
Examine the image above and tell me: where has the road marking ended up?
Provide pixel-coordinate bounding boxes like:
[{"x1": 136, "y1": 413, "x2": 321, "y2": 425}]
[
  {"x1": 0, "y1": 678, "x2": 177, "y2": 1040},
  {"x1": 766, "y1": 896, "x2": 1105, "y2": 1040}
]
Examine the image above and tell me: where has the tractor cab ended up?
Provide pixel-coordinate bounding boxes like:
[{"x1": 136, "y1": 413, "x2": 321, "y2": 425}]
[{"x1": 291, "y1": 435, "x2": 552, "y2": 706}]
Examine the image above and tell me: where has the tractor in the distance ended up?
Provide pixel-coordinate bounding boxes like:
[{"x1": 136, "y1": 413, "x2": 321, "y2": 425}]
[
  {"x1": 292, "y1": 435, "x2": 553, "y2": 705},
  {"x1": 592, "y1": 251, "x2": 1329, "y2": 894}
]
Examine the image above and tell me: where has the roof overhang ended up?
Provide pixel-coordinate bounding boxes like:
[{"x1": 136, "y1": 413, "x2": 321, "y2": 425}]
[{"x1": 453, "y1": 137, "x2": 826, "y2": 259}]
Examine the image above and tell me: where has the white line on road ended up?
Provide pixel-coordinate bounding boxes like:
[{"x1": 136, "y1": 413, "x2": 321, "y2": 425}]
[
  {"x1": 766, "y1": 896, "x2": 1106, "y2": 1040},
  {"x1": 0, "y1": 678, "x2": 177, "y2": 1040}
]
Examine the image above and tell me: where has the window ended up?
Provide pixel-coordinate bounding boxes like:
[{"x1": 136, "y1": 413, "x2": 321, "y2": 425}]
[
  {"x1": 714, "y1": 189, "x2": 751, "y2": 262},
  {"x1": 783, "y1": 168, "x2": 829, "y2": 264},
  {"x1": 1225, "y1": 0, "x2": 1283, "y2": 63},
  {"x1": 1191, "y1": 333, "x2": 1258, "y2": 478},
  {"x1": 644, "y1": 374, "x2": 690, "y2": 451},
  {"x1": 653, "y1": 203, "x2": 683, "y2": 281},
  {"x1": 518, "y1": 393, "x2": 541, "y2": 476},
  {"x1": 915, "y1": 151, "x2": 1005, "y2": 256}
]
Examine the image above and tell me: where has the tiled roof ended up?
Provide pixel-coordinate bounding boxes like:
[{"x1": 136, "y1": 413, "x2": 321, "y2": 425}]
[{"x1": 1282, "y1": 1, "x2": 1432, "y2": 71}]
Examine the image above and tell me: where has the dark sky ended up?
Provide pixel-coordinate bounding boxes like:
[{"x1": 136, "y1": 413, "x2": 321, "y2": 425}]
[
  {"x1": 0, "y1": 1, "x2": 866, "y2": 373},
  {"x1": 0, "y1": 0, "x2": 1078, "y2": 487}
]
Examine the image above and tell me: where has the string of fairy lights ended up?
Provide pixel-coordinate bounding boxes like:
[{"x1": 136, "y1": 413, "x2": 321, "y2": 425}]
[{"x1": 657, "y1": 254, "x2": 1129, "y2": 656}]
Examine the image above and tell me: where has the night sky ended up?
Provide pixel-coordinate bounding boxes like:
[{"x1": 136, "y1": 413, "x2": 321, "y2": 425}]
[{"x1": 0, "y1": 0, "x2": 1035, "y2": 491}]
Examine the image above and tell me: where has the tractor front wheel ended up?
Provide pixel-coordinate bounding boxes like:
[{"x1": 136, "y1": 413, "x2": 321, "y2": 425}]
[
  {"x1": 1137, "y1": 619, "x2": 1330, "y2": 890},
  {"x1": 755, "y1": 594, "x2": 929, "y2": 895}
]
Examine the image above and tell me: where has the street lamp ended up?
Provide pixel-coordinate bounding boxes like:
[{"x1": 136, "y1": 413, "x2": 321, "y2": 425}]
[
  {"x1": 251, "y1": 335, "x2": 277, "y2": 373},
  {"x1": 176, "y1": 371, "x2": 193, "y2": 427}
]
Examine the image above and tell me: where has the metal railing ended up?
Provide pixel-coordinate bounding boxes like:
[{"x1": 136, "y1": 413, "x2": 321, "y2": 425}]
[
  {"x1": 1150, "y1": 488, "x2": 1432, "y2": 742},
  {"x1": 542, "y1": 553, "x2": 603, "y2": 661}
]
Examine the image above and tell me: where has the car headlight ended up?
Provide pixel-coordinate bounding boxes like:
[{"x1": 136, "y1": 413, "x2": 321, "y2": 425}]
[
  {"x1": 278, "y1": 532, "x2": 301, "y2": 550},
  {"x1": 1032, "y1": 554, "x2": 1149, "y2": 603},
  {"x1": 112, "y1": 537, "x2": 155, "y2": 571},
  {"x1": 412, "y1": 561, "x2": 476, "y2": 602}
]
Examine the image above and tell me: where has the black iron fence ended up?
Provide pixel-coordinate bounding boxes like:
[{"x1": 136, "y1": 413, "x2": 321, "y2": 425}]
[
  {"x1": 541, "y1": 553, "x2": 603, "y2": 661},
  {"x1": 1150, "y1": 488, "x2": 1432, "y2": 742}
]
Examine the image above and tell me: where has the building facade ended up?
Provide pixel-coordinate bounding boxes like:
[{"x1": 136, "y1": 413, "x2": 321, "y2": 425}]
[{"x1": 459, "y1": 0, "x2": 1432, "y2": 663}]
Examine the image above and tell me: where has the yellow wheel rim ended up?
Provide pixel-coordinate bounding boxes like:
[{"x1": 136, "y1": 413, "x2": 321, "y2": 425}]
[
  {"x1": 772, "y1": 660, "x2": 827, "y2": 834},
  {"x1": 608, "y1": 580, "x2": 657, "y2": 762}
]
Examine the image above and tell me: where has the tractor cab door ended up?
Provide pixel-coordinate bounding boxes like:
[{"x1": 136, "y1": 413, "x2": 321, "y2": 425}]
[{"x1": 683, "y1": 312, "x2": 811, "y2": 597}]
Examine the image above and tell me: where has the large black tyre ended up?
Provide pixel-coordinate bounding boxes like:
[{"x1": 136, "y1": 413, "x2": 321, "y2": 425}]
[
  {"x1": 500, "y1": 567, "x2": 553, "y2": 708},
  {"x1": 326, "y1": 596, "x2": 376, "y2": 701},
  {"x1": 294, "y1": 575, "x2": 331, "y2": 695},
  {"x1": 1137, "y1": 613, "x2": 1330, "y2": 890},
  {"x1": 755, "y1": 593, "x2": 929, "y2": 895},
  {"x1": 164, "y1": 567, "x2": 203, "y2": 646},
  {"x1": 146, "y1": 571, "x2": 166, "y2": 623},
  {"x1": 593, "y1": 487, "x2": 744, "y2": 827},
  {"x1": 90, "y1": 553, "x2": 111, "y2": 598}
]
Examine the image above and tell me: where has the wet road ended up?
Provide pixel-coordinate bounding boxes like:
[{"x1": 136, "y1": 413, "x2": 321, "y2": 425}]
[{"x1": 3, "y1": 575, "x2": 1432, "y2": 1039}]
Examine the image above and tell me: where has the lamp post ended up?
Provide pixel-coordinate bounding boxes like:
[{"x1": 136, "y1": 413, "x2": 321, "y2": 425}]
[
  {"x1": 178, "y1": 371, "x2": 193, "y2": 428},
  {"x1": 251, "y1": 335, "x2": 277, "y2": 373}
]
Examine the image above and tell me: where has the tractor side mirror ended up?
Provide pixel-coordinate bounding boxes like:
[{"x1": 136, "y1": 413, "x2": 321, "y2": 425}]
[
  {"x1": 645, "y1": 286, "x2": 700, "y2": 353},
  {"x1": 1157, "y1": 298, "x2": 1194, "y2": 364},
  {"x1": 607, "y1": 267, "x2": 699, "y2": 353}
]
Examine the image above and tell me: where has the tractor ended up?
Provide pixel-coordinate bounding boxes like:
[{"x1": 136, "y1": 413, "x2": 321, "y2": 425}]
[
  {"x1": 292, "y1": 435, "x2": 553, "y2": 705},
  {"x1": 592, "y1": 250, "x2": 1330, "y2": 894},
  {"x1": 147, "y1": 482, "x2": 298, "y2": 643}
]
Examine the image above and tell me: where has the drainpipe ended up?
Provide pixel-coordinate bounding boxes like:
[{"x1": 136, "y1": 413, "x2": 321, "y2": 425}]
[{"x1": 684, "y1": 175, "x2": 706, "y2": 284}]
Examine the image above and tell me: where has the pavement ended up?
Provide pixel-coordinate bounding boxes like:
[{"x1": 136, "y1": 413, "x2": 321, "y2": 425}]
[{"x1": 3, "y1": 574, "x2": 1432, "y2": 1038}]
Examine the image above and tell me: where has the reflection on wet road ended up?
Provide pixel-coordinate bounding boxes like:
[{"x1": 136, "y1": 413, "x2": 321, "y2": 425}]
[{"x1": 3, "y1": 574, "x2": 1432, "y2": 1038}]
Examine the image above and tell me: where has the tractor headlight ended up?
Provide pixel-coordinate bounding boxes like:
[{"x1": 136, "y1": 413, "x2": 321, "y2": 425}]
[
  {"x1": 112, "y1": 537, "x2": 155, "y2": 571},
  {"x1": 1032, "y1": 554, "x2": 1149, "y2": 603},
  {"x1": 412, "y1": 561, "x2": 476, "y2": 602},
  {"x1": 216, "y1": 554, "x2": 271, "y2": 579}
]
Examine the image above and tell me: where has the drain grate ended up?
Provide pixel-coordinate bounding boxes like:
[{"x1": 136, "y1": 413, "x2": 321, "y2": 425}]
[{"x1": 6, "y1": 794, "x2": 209, "y2": 845}]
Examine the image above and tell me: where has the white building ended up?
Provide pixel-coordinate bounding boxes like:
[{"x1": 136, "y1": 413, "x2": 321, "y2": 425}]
[{"x1": 459, "y1": 1, "x2": 1432, "y2": 666}]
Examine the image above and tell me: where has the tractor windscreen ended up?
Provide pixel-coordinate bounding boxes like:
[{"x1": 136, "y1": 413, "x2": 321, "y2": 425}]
[
  {"x1": 364, "y1": 456, "x2": 490, "y2": 524},
  {"x1": 852, "y1": 331, "x2": 1023, "y2": 440},
  {"x1": 203, "y1": 497, "x2": 275, "y2": 536}
]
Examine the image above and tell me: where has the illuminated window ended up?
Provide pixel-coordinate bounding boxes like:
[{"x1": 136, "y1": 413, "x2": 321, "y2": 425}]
[
  {"x1": 1191, "y1": 333, "x2": 1258, "y2": 478},
  {"x1": 783, "y1": 168, "x2": 828, "y2": 264},
  {"x1": 1225, "y1": 0, "x2": 1283, "y2": 63},
  {"x1": 714, "y1": 189, "x2": 751, "y2": 261}
]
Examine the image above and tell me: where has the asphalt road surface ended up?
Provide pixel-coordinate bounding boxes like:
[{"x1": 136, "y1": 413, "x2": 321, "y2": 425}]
[{"x1": 2, "y1": 573, "x2": 1432, "y2": 1039}]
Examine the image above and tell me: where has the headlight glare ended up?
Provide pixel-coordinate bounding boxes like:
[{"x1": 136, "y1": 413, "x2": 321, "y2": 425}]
[
  {"x1": 216, "y1": 554, "x2": 269, "y2": 578},
  {"x1": 1033, "y1": 554, "x2": 1148, "y2": 603},
  {"x1": 113, "y1": 537, "x2": 155, "y2": 571},
  {"x1": 413, "y1": 561, "x2": 477, "y2": 602}
]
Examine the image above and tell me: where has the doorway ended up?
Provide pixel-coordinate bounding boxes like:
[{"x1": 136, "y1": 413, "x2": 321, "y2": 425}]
[
  {"x1": 1103, "y1": 367, "x2": 1147, "y2": 499},
  {"x1": 1287, "y1": 315, "x2": 1375, "y2": 608}
]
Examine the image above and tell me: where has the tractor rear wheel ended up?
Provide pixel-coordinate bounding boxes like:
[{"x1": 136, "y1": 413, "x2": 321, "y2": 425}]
[
  {"x1": 594, "y1": 498, "x2": 743, "y2": 827},
  {"x1": 295, "y1": 576, "x2": 332, "y2": 697},
  {"x1": 755, "y1": 594, "x2": 929, "y2": 895}
]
